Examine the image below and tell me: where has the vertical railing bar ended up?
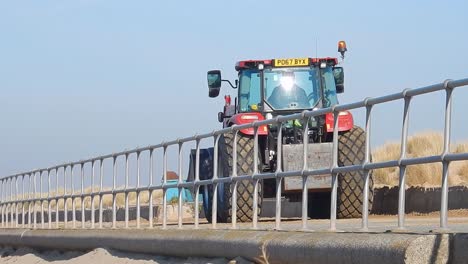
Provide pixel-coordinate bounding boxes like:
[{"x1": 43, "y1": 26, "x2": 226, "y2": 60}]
[
  {"x1": 212, "y1": 135, "x2": 219, "y2": 229},
  {"x1": 177, "y1": 142, "x2": 183, "y2": 229},
  {"x1": 33, "y1": 172, "x2": 37, "y2": 229},
  {"x1": 4, "y1": 179, "x2": 6, "y2": 227},
  {"x1": 194, "y1": 140, "x2": 200, "y2": 229},
  {"x1": 301, "y1": 116, "x2": 310, "y2": 230},
  {"x1": 1, "y1": 179, "x2": 4, "y2": 228},
  {"x1": 22, "y1": 175, "x2": 26, "y2": 227},
  {"x1": 81, "y1": 163, "x2": 85, "y2": 229},
  {"x1": 4, "y1": 179, "x2": 7, "y2": 227},
  {"x1": 252, "y1": 126, "x2": 259, "y2": 230},
  {"x1": 275, "y1": 122, "x2": 283, "y2": 230},
  {"x1": 28, "y1": 174, "x2": 32, "y2": 228},
  {"x1": 40, "y1": 171, "x2": 44, "y2": 228},
  {"x1": 9, "y1": 179, "x2": 12, "y2": 226},
  {"x1": 3, "y1": 180, "x2": 5, "y2": 228},
  {"x1": 440, "y1": 82, "x2": 453, "y2": 229},
  {"x1": 4, "y1": 179, "x2": 7, "y2": 228},
  {"x1": 64, "y1": 166, "x2": 68, "y2": 228},
  {"x1": 2, "y1": 179, "x2": 4, "y2": 228},
  {"x1": 4, "y1": 178, "x2": 8, "y2": 227},
  {"x1": 91, "y1": 160, "x2": 95, "y2": 229},
  {"x1": 47, "y1": 169, "x2": 51, "y2": 229},
  {"x1": 330, "y1": 109, "x2": 339, "y2": 231},
  {"x1": 15, "y1": 176, "x2": 19, "y2": 227},
  {"x1": 6, "y1": 179, "x2": 9, "y2": 228},
  {"x1": 231, "y1": 131, "x2": 238, "y2": 229},
  {"x1": 136, "y1": 151, "x2": 141, "y2": 229},
  {"x1": 11, "y1": 177, "x2": 14, "y2": 227},
  {"x1": 148, "y1": 149, "x2": 154, "y2": 229},
  {"x1": 0, "y1": 180, "x2": 3, "y2": 228},
  {"x1": 71, "y1": 165, "x2": 76, "y2": 229},
  {"x1": 99, "y1": 159, "x2": 104, "y2": 229},
  {"x1": 398, "y1": 95, "x2": 411, "y2": 230},
  {"x1": 125, "y1": 154, "x2": 129, "y2": 229},
  {"x1": 7, "y1": 178, "x2": 10, "y2": 227},
  {"x1": 362, "y1": 104, "x2": 373, "y2": 231},
  {"x1": 6, "y1": 180, "x2": 9, "y2": 228},
  {"x1": 55, "y1": 168, "x2": 59, "y2": 229},
  {"x1": 112, "y1": 156, "x2": 117, "y2": 229},
  {"x1": 11, "y1": 178, "x2": 14, "y2": 227},
  {"x1": 162, "y1": 146, "x2": 168, "y2": 229},
  {"x1": 10, "y1": 178, "x2": 13, "y2": 227}
]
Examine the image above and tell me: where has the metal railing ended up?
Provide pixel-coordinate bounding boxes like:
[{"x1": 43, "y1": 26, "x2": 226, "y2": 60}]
[{"x1": 1, "y1": 78, "x2": 468, "y2": 232}]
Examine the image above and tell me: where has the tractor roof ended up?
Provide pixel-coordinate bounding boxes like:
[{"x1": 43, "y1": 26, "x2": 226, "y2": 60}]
[{"x1": 235, "y1": 57, "x2": 338, "y2": 71}]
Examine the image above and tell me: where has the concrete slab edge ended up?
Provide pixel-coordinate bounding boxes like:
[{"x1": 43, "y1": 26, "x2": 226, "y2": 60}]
[{"x1": 0, "y1": 229, "x2": 458, "y2": 264}]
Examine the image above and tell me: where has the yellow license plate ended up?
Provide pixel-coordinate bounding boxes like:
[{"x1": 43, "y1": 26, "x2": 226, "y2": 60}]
[{"x1": 274, "y1": 58, "x2": 309, "y2": 67}]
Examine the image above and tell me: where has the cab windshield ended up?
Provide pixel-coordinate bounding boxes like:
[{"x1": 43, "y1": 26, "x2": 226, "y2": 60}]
[{"x1": 238, "y1": 67, "x2": 338, "y2": 112}]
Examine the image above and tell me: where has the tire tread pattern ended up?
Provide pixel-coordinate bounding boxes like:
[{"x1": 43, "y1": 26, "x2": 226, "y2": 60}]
[{"x1": 337, "y1": 126, "x2": 374, "y2": 218}]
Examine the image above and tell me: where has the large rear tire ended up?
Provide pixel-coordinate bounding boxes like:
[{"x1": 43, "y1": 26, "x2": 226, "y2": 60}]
[
  {"x1": 203, "y1": 133, "x2": 262, "y2": 223},
  {"x1": 337, "y1": 126, "x2": 374, "y2": 218}
]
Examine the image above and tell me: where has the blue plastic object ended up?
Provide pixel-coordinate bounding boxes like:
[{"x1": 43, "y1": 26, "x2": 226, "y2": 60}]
[{"x1": 165, "y1": 180, "x2": 194, "y2": 202}]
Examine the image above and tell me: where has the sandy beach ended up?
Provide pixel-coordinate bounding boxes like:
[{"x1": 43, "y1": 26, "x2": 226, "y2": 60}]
[{"x1": 0, "y1": 247, "x2": 251, "y2": 264}]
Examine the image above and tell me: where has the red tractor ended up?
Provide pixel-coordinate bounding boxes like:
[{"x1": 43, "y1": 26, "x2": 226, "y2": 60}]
[{"x1": 190, "y1": 41, "x2": 373, "y2": 222}]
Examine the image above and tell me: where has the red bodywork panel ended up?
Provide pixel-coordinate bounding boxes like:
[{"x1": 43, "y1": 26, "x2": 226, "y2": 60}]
[
  {"x1": 229, "y1": 112, "x2": 268, "y2": 136},
  {"x1": 325, "y1": 111, "x2": 354, "y2": 133}
]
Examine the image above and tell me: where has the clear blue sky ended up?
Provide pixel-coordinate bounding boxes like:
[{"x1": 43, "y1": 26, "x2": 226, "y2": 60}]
[{"x1": 1, "y1": 0, "x2": 467, "y2": 178}]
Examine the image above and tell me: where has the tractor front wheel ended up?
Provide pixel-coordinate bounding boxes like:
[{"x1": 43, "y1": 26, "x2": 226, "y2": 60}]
[
  {"x1": 203, "y1": 132, "x2": 262, "y2": 223},
  {"x1": 337, "y1": 126, "x2": 374, "y2": 218}
]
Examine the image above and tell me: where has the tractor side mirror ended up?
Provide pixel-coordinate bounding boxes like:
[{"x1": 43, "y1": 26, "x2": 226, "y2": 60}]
[
  {"x1": 208, "y1": 70, "x2": 222, "y2": 98},
  {"x1": 333, "y1": 67, "x2": 344, "y2": 93}
]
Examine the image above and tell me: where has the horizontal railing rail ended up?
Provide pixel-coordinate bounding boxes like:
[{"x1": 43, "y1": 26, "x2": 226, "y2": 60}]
[{"x1": 1, "y1": 78, "x2": 467, "y2": 231}]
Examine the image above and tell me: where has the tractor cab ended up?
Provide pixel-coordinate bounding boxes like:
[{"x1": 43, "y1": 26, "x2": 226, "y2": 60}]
[
  {"x1": 209, "y1": 57, "x2": 344, "y2": 116},
  {"x1": 235, "y1": 58, "x2": 343, "y2": 115}
]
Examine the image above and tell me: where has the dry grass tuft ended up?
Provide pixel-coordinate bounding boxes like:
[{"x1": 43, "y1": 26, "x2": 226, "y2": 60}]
[
  {"x1": 373, "y1": 132, "x2": 468, "y2": 187},
  {"x1": 20, "y1": 187, "x2": 164, "y2": 211},
  {"x1": 459, "y1": 162, "x2": 468, "y2": 179}
]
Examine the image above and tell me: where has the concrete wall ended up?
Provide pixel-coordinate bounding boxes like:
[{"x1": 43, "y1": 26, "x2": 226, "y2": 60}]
[{"x1": 372, "y1": 186, "x2": 468, "y2": 215}]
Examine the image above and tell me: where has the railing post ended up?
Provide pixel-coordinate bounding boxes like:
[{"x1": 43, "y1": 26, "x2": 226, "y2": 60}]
[
  {"x1": 71, "y1": 165, "x2": 76, "y2": 229},
  {"x1": 397, "y1": 94, "x2": 411, "y2": 231},
  {"x1": 211, "y1": 134, "x2": 219, "y2": 229},
  {"x1": 124, "y1": 154, "x2": 129, "y2": 229},
  {"x1": 91, "y1": 161, "x2": 95, "y2": 229},
  {"x1": 80, "y1": 163, "x2": 85, "y2": 229},
  {"x1": 162, "y1": 145, "x2": 168, "y2": 229},
  {"x1": 329, "y1": 109, "x2": 339, "y2": 231},
  {"x1": 177, "y1": 141, "x2": 183, "y2": 229},
  {"x1": 275, "y1": 121, "x2": 283, "y2": 230},
  {"x1": 440, "y1": 81, "x2": 453, "y2": 230},
  {"x1": 194, "y1": 139, "x2": 200, "y2": 229},
  {"x1": 361, "y1": 103, "x2": 372, "y2": 231},
  {"x1": 136, "y1": 151, "x2": 141, "y2": 229},
  {"x1": 148, "y1": 150, "x2": 154, "y2": 229},
  {"x1": 231, "y1": 131, "x2": 238, "y2": 229},
  {"x1": 301, "y1": 115, "x2": 310, "y2": 230},
  {"x1": 64, "y1": 166, "x2": 68, "y2": 228},
  {"x1": 252, "y1": 126, "x2": 259, "y2": 229},
  {"x1": 99, "y1": 159, "x2": 104, "y2": 229},
  {"x1": 55, "y1": 168, "x2": 59, "y2": 229},
  {"x1": 47, "y1": 169, "x2": 51, "y2": 229},
  {"x1": 112, "y1": 156, "x2": 117, "y2": 229}
]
